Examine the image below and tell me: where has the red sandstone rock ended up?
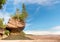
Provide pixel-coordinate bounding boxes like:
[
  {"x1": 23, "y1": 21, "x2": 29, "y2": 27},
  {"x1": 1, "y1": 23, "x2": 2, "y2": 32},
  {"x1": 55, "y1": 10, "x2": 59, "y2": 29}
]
[{"x1": 6, "y1": 18, "x2": 25, "y2": 32}]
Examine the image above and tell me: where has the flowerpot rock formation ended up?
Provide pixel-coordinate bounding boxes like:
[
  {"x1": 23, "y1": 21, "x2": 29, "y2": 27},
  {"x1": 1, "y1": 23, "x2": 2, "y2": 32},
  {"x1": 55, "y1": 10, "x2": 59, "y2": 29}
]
[{"x1": 6, "y1": 18, "x2": 25, "y2": 33}]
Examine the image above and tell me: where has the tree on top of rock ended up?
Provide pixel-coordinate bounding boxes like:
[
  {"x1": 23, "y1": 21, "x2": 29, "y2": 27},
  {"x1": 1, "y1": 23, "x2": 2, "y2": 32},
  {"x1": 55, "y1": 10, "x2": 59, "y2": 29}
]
[
  {"x1": 20, "y1": 3, "x2": 28, "y2": 20},
  {"x1": 12, "y1": 9, "x2": 21, "y2": 20},
  {"x1": 16, "y1": 9, "x2": 20, "y2": 19},
  {"x1": 12, "y1": 4, "x2": 28, "y2": 21}
]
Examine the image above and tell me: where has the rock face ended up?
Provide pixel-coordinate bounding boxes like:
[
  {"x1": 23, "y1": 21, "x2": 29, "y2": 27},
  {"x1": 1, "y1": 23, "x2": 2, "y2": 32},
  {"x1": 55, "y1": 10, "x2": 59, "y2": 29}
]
[
  {"x1": 6, "y1": 18, "x2": 25, "y2": 33},
  {"x1": 0, "y1": 28, "x2": 5, "y2": 36}
]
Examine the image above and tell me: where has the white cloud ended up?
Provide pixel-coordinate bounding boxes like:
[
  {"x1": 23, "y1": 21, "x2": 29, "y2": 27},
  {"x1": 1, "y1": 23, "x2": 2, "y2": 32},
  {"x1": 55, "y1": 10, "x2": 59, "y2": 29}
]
[
  {"x1": 24, "y1": 31, "x2": 51, "y2": 35},
  {"x1": 0, "y1": 12, "x2": 10, "y2": 24},
  {"x1": 24, "y1": 26, "x2": 60, "y2": 35},
  {"x1": 51, "y1": 26, "x2": 60, "y2": 30},
  {"x1": 14, "y1": 0, "x2": 60, "y2": 6},
  {"x1": 24, "y1": 30, "x2": 60, "y2": 35},
  {"x1": 25, "y1": 23, "x2": 31, "y2": 27}
]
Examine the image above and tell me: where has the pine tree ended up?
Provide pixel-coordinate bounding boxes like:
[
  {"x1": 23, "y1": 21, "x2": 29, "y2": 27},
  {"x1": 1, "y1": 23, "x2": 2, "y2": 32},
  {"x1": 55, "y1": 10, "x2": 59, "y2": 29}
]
[
  {"x1": 21, "y1": 3, "x2": 28, "y2": 20},
  {"x1": 12, "y1": 4, "x2": 28, "y2": 21},
  {"x1": 0, "y1": 0, "x2": 6, "y2": 9},
  {"x1": 16, "y1": 9, "x2": 20, "y2": 19},
  {"x1": 12, "y1": 9, "x2": 21, "y2": 20}
]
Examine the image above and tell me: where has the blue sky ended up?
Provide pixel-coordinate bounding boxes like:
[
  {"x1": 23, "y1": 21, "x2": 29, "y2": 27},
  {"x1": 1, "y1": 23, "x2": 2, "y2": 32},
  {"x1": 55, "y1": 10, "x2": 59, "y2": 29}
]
[{"x1": 0, "y1": 0, "x2": 60, "y2": 35}]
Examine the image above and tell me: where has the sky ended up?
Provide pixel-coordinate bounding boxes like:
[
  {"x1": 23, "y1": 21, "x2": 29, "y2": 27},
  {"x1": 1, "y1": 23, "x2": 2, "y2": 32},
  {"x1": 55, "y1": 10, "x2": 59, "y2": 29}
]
[{"x1": 0, "y1": 0, "x2": 60, "y2": 35}]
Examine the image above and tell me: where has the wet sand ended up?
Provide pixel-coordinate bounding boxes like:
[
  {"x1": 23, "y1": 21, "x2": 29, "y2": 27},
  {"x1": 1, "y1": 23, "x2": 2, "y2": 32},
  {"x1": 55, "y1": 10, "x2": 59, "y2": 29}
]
[{"x1": 0, "y1": 40, "x2": 60, "y2": 42}]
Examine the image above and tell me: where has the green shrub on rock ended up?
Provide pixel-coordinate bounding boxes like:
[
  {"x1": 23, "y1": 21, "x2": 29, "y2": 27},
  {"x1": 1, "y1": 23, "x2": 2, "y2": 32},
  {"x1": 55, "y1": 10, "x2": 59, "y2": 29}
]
[
  {"x1": 20, "y1": 31, "x2": 25, "y2": 36},
  {"x1": 4, "y1": 30, "x2": 10, "y2": 36},
  {"x1": 0, "y1": 18, "x2": 6, "y2": 28}
]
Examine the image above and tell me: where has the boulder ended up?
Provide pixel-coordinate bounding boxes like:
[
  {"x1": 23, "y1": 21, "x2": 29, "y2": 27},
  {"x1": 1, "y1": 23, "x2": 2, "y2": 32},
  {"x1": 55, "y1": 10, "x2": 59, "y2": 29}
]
[
  {"x1": 0, "y1": 28, "x2": 5, "y2": 36},
  {"x1": 6, "y1": 18, "x2": 25, "y2": 33}
]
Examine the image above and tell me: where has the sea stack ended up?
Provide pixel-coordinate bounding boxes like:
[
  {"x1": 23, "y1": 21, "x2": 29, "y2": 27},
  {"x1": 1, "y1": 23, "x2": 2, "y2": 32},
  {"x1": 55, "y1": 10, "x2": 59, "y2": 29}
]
[{"x1": 6, "y1": 18, "x2": 25, "y2": 33}]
